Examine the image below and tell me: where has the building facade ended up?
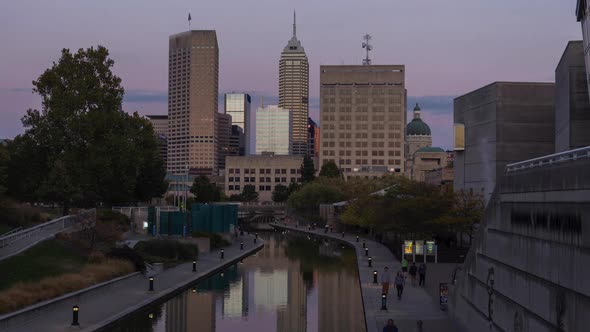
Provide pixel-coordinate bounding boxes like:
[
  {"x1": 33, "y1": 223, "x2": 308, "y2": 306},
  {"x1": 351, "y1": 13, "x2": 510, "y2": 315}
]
[
  {"x1": 577, "y1": 0, "x2": 590, "y2": 97},
  {"x1": 307, "y1": 117, "x2": 319, "y2": 157},
  {"x1": 146, "y1": 115, "x2": 168, "y2": 137},
  {"x1": 229, "y1": 125, "x2": 245, "y2": 156},
  {"x1": 279, "y1": 12, "x2": 309, "y2": 156},
  {"x1": 217, "y1": 112, "x2": 232, "y2": 171},
  {"x1": 410, "y1": 147, "x2": 448, "y2": 182},
  {"x1": 224, "y1": 93, "x2": 251, "y2": 155},
  {"x1": 168, "y1": 30, "x2": 219, "y2": 175},
  {"x1": 453, "y1": 82, "x2": 555, "y2": 204},
  {"x1": 225, "y1": 155, "x2": 303, "y2": 202},
  {"x1": 319, "y1": 65, "x2": 406, "y2": 179},
  {"x1": 255, "y1": 105, "x2": 293, "y2": 155},
  {"x1": 555, "y1": 40, "x2": 590, "y2": 152},
  {"x1": 405, "y1": 103, "x2": 433, "y2": 178}
]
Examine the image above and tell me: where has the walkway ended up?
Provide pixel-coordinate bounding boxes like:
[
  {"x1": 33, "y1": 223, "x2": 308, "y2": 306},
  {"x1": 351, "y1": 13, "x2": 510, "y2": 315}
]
[
  {"x1": 272, "y1": 223, "x2": 457, "y2": 332},
  {"x1": 0, "y1": 234, "x2": 263, "y2": 332}
]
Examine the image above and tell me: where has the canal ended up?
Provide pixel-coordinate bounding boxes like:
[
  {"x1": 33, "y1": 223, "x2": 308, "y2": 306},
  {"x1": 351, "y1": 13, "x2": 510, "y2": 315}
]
[{"x1": 107, "y1": 232, "x2": 366, "y2": 332}]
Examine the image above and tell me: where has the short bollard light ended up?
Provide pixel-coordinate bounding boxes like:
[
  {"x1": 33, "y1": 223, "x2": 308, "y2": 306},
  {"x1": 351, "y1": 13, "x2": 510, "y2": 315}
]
[
  {"x1": 255, "y1": 233, "x2": 258, "y2": 239},
  {"x1": 254, "y1": 237, "x2": 257, "y2": 244},
  {"x1": 342, "y1": 231, "x2": 345, "y2": 238},
  {"x1": 192, "y1": 261, "x2": 196, "y2": 272},
  {"x1": 330, "y1": 226, "x2": 333, "y2": 233},
  {"x1": 365, "y1": 247, "x2": 369, "y2": 256},
  {"x1": 362, "y1": 241, "x2": 366, "y2": 249},
  {"x1": 381, "y1": 293, "x2": 388, "y2": 310},
  {"x1": 71, "y1": 305, "x2": 80, "y2": 326},
  {"x1": 149, "y1": 277, "x2": 154, "y2": 291},
  {"x1": 324, "y1": 226, "x2": 328, "y2": 234},
  {"x1": 240, "y1": 242, "x2": 244, "y2": 250},
  {"x1": 220, "y1": 249, "x2": 225, "y2": 259},
  {"x1": 356, "y1": 236, "x2": 359, "y2": 242},
  {"x1": 373, "y1": 270, "x2": 378, "y2": 284},
  {"x1": 308, "y1": 225, "x2": 311, "y2": 231},
  {"x1": 191, "y1": 288, "x2": 197, "y2": 293},
  {"x1": 368, "y1": 257, "x2": 372, "y2": 267},
  {"x1": 221, "y1": 272, "x2": 225, "y2": 278}
]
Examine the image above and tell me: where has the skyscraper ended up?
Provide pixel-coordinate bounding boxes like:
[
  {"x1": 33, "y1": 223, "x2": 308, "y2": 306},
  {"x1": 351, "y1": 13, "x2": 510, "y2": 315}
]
[
  {"x1": 224, "y1": 93, "x2": 251, "y2": 155},
  {"x1": 279, "y1": 12, "x2": 309, "y2": 156},
  {"x1": 168, "y1": 30, "x2": 219, "y2": 175},
  {"x1": 319, "y1": 65, "x2": 407, "y2": 179},
  {"x1": 217, "y1": 112, "x2": 232, "y2": 171},
  {"x1": 256, "y1": 105, "x2": 293, "y2": 155},
  {"x1": 307, "y1": 117, "x2": 319, "y2": 157}
]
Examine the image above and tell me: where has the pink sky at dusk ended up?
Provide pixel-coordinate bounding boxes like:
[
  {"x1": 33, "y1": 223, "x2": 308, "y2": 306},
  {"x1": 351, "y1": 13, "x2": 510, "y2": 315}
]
[{"x1": 0, "y1": 0, "x2": 582, "y2": 149}]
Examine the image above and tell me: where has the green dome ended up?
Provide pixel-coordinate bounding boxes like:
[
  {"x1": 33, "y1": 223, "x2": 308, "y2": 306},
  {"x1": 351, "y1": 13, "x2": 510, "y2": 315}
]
[
  {"x1": 416, "y1": 146, "x2": 445, "y2": 153},
  {"x1": 406, "y1": 118, "x2": 431, "y2": 136}
]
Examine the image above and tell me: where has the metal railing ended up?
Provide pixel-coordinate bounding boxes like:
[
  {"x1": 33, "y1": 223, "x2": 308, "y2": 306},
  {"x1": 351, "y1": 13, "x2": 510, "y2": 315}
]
[
  {"x1": 0, "y1": 209, "x2": 96, "y2": 261},
  {"x1": 505, "y1": 146, "x2": 590, "y2": 173}
]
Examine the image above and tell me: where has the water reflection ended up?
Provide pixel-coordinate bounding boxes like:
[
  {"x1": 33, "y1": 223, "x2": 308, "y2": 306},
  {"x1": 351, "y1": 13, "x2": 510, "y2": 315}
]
[{"x1": 108, "y1": 233, "x2": 366, "y2": 332}]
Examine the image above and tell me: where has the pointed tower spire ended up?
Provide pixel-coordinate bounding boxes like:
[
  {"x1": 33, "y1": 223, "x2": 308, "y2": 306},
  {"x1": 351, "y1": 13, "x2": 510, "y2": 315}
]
[
  {"x1": 293, "y1": 10, "x2": 297, "y2": 37},
  {"x1": 413, "y1": 103, "x2": 421, "y2": 119}
]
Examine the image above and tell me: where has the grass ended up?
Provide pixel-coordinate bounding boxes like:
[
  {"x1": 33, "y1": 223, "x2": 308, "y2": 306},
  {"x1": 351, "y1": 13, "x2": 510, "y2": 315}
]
[
  {"x1": 0, "y1": 258, "x2": 134, "y2": 314},
  {"x1": 0, "y1": 239, "x2": 87, "y2": 291}
]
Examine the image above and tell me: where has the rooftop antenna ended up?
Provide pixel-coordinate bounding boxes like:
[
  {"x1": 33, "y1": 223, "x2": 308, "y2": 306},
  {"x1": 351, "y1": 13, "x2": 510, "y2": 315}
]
[
  {"x1": 362, "y1": 34, "x2": 372, "y2": 65},
  {"x1": 293, "y1": 10, "x2": 297, "y2": 37},
  {"x1": 188, "y1": 12, "x2": 192, "y2": 30}
]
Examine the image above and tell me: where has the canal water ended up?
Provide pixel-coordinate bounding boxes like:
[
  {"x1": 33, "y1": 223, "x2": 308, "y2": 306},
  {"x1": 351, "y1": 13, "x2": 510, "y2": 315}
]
[{"x1": 108, "y1": 232, "x2": 366, "y2": 332}]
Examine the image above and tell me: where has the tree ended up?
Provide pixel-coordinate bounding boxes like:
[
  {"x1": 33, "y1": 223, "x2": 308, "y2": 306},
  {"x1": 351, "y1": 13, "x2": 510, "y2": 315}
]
[
  {"x1": 190, "y1": 175, "x2": 222, "y2": 203},
  {"x1": 272, "y1": 184, "x2": 290, "y2": 202},
  {"x1": 319, "y1": 161, "x2": 341, "y2": 178},
  {"x1": 6, "y1": 46, "x2": 166, "y2": 213},
  {"x1": 0, "y1": 143, "x2": 9, "y2": 196},
  {"x1": 300, "y1": 155, "x2": 316, "y2": 183},
  {"x1": 447, "y1": 189, "x2": 485, "y2": 245},
  {"x1": 241, "y1": 185, "x2": 259, "y2": 202}
]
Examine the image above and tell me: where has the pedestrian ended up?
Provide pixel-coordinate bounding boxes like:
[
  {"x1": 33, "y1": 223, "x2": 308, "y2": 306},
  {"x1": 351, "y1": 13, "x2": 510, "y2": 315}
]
[
  {"x1": 401, "y1": 257, "x2": 409, "y2": 277},
  {"x1": 381, "y1": 266, "x2": 392, "y2": 295},
  {"x1": 409, "y1": 262, "x2": 417, "y2": 286},
  {"x1": 383, "y1": 319, "x2": 399, "y2": 332},
  {"x1": 419, "y1": 263, "x2": 427, "y2": 287},
  {"x1": 394, "y1": 271, "x2": 405, "y2": 300}
]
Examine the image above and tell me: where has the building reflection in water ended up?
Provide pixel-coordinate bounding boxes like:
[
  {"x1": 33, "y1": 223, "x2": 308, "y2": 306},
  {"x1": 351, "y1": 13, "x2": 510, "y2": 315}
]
[{"x1": 116, "y1": 234, "x2": 365, "y2": 332}]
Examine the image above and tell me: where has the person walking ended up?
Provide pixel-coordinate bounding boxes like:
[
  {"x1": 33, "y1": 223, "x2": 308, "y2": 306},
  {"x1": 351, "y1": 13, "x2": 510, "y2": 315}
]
[
  {"x1": 383, "y1": 319, "x2": 399, "y2": 332},
  {"x1": 409, "y1": 262, "x2": 418, "y2": 286},
  {"x1": 401, "y1": 258, "x2": 409, "y2": 277},
  {"x1": 419, "y1": 263, "x2": 427, "y2": 287},
  {"x1": 381, "y1": 266, "x2": 392, "y2": 295},
  {"x1": 394, "y1": 272, "x2": 405, "y2": 300}
]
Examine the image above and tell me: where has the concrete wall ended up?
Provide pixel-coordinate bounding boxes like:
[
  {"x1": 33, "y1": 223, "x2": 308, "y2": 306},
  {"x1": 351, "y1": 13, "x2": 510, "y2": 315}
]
[{"x1": 450, "y1": 158, "x2": 590, "y2": 332}]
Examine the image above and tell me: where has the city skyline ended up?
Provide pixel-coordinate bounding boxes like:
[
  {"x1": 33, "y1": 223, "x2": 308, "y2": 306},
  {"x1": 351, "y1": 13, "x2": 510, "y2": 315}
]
[{"x1": 0, "y1": 1, "x2": 582, "y2": 150}]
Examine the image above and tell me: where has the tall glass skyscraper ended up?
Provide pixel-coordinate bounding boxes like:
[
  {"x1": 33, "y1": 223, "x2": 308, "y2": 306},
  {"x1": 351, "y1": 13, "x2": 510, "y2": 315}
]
[
  {"x1": 279, "y1": 12, "x2": 309, "y2": 156},
  {"x1": 224, "y1": 93, "x2": 251, "y2": 155},
  {"x1": 255, "y1": 105, "x2": 293, "y2": 155}
]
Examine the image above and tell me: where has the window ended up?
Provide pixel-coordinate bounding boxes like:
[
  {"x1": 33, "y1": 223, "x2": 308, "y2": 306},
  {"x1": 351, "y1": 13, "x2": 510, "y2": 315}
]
[
  {"x1": 259, "y1": 185, "x2": 265, "y2": 191},
  {"x1": 266, "y1": 177, "x2": 271, "y2": 182},
  {"x1": 229, "y1": 185, "x2": 234, "y2": 190},
  {"x1": 235, "y1": 185, "x2": 241, "y2": 191},
  {"x1": 281, "y1": 177, "x2": 287, "y2": 182},
  {"x1": 275, "y1": 177, "x2": 280, "y2": 182},
  {"x1": 250, "y1": 177, "x2": 255, "y2": 182},
  {"x1": 266, "y1": 186, "x2": 271, "y2": 191}
]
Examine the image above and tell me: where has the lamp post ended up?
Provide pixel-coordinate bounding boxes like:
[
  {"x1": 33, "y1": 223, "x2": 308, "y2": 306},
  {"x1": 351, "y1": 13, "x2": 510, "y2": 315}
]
[
  {"x1": 220, "y1": 249, "x2": 224, "y2": 259},
  {"x1": 240, "y1": 242, "x2": 244, "y2": 250},
  {"x1": 362, "y1": 241, "x2": 366, "y2": 249},
  {"x1": 368, "y1": 257, "x2": 372, "y2": 267},
  {"x1": 373, "y1": 270, "x2": 378, "y2": 284},
  {"x1": 356, "y1": 236, "x2": 359, "y2": 242},
  {"x1": 342, "y1": 231, "x2": 345, "y2": 238},
  {"x1": 149, "y1": 277, "x2": 154, "y2": 291},
  {"x1": 192, "y1": 261, "x2": 196, "y2": 272},
  {"x1": 71, "y1": 305, "x2": 80, "y2": 326},
  {"x1": 365, "y1": 247, "x2": 369, "y2": 257},
  {"x1": 381, "y1": 293, "x2": 388, "y2": 310}
]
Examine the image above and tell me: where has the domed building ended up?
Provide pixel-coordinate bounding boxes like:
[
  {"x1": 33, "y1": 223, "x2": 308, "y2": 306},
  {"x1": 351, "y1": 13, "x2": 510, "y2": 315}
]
[{"x1": 405, "y1": 103, "x2": 448, "y2": 181}]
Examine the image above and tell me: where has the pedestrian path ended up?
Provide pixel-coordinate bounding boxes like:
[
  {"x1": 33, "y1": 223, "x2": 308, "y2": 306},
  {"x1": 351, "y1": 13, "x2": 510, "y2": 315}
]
[
  {"x1": 271, "y1": 223, "x2": 457, "y2": 332},
  {"x1": 0, "y1": 234, "x2": 263, "y2": 332}
]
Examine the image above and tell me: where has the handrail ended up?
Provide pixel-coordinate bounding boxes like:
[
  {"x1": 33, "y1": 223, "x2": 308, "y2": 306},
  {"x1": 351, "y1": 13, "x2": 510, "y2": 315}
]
[
  {"x1": 505, "y1": 146, "x2": 590, "y2": 173},
  {"x1": 0, "y1": 227, "x2": 23, "y2": 239}
]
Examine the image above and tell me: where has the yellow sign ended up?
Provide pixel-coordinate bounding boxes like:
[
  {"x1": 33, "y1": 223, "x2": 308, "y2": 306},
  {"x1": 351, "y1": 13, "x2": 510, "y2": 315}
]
[
  {"x1": 454, "y1": 124, "x2": 465, "y2": 151},
  {"x1": 404, "y1": 240, "x2": 413, "y2": 254}
]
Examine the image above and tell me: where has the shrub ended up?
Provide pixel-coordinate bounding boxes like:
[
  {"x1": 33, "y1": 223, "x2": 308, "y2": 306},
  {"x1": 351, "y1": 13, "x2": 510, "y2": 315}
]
[
  {"x1": 191, "y1": 232, "x2": 230, "y2": 249},
  {"x1": 98, "y1": 210, "x2": 130, "y2": 226},
  {"x1": 106, "y1": 246, "x2": 146, "y2": 273},
  {"x1": 134, "y1": 240, "x2": 198, "y2": 261}
]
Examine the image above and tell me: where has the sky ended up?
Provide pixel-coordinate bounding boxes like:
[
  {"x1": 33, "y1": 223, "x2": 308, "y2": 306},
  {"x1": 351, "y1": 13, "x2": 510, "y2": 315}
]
[{"x1": 0, "y1": 0, "x2": 582, "y2": 149}]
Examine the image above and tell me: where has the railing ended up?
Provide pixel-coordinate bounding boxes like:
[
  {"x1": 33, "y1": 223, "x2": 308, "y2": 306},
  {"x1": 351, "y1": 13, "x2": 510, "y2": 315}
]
[
  {"x1": 0, "y1": 227, "x2": 23, "y2": 238},
  {"x1": 0, "y1": 209, "x2": 96, "y2": 261},
  {"x1": 505, "y1": 146, "x2": 590, "y2": 173}
]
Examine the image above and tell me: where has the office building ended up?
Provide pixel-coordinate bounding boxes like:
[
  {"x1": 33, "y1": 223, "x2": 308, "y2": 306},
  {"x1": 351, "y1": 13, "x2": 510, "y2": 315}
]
[
  {"x1": 319, "y1": 65, "x2": 406, "y2": 179},
  {"x1": 146, "y1": 115, "x2": 169, "y2": 137},
  {"x1": 409, "y1": 147, "x2": 448, "y2": 182},
  {"x1": 229, "y1": 125, "x2": 245, "y2": 156},
  {"x1": 555, "y1": 41, "x2": 590, "y2": 152},
  {"x1": 217, "y1": 112, "x2": 232, "y2": 171},
  {"x1": 307, "y1": 117, "x2": 319, "y2": 157},
  {"x1": 577, "y1": 1, "x2": 590, "y2": 97},
  {"x1": 405, "y1": 103, "x2": 433, "y2": 177},
  {"x1": 225, "y1": 155, "x2": 303, "y2": 202},
  {"x1": 224, "y1": 93, "x2": 251, "y2": 155},
  {"x1": 168, "y1": 30, "x2": 219, "y2": 175},
  {"x1": 453, "y1": 82, "x2": 555, "y2": 204},
  {"x1": 279, "y1": 12, "x2": 309, "y2": 156},
  {"x1": 156, "y1": 134, "x2": 168, "y2": 166},
  {"x1": 256, "y1": 105, "x2": 293, "y2": 155}
]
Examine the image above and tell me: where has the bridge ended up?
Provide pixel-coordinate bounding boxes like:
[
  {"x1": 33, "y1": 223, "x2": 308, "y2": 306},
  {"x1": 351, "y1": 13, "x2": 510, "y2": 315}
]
[{"x1": 238, "y1": 202, "x2": 287, "y2": 225}]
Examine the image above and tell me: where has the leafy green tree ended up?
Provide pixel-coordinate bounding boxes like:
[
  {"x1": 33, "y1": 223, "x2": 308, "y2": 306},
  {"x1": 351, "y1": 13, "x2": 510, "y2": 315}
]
[
  {"x1": 241, "y1": 185, "x2": 259, "y2": 202},
  {"x1": 319, "y1": 161, "x2": 341, "y2": 178},
  {"x1": 0, "y1": 143, "x2": 9, "y2": 195},
  {"x1": 287, "y1": 180, "x2": 346, "y2": 216},
  {"x1": 6, "y1": 46, "x2": 166, "y2": 213},
  {"x1": 228, "y1": 194, "x2": 243, "y2": 202},
  {"x1": 271, "y1": 184, "x2": 290, "y2": 202},
  {"x1": 300, "y1": 155, "x2": 316, "y2": 183},
  {"x1": 190, "y1": 175, "x2": 222, "y2": 203}
]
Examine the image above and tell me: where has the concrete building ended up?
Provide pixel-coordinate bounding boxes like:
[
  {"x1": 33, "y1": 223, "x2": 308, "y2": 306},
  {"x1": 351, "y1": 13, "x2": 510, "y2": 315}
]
[
  {"x1": 405, "y1": 103, "x2": 434, "y2": 178},
  {"x1": 217, "y1": 112, "x2": 232, "y2": 171},
  {"x1": 225, "y1": 155, "x2": 303, "y2": 202},
  {"x1": 167, "y1": 30, "x2": 219, "y2": 175},
  {"x1": 555, "y1": 41, "x2": 590, "y2": 152},
  {"x1": 307, "y1": 117, "x2": 319, "y2": 157},
  {"x1": 156, "y1": 134, "x2": 168, "y2": 166},
  {"x1": 410, "y1": 147, "x2": 448, "y2": 182},
  {"x1": 279, "y1": 12, "x2": 309, "y2": 156},
  {"x1": 146, "y1": 114, "x2": 168, "y2": 137},
  {"x1": 224, "y1": 93, "x2": 251, "y2": 155},
  {"x1": 229, "y1": 125, "x2": 245, "y2": 156},
  {"x1": 450, "y1": 148, "x2": 590, "y2": 332},
  {"x1": 453, "y1": 82, "x2": 555, "y2": 204},
  {"x1": 424, "y1": 166, "x2": 454, "y2": 192},
  {"x1": 319, "y1": 65, "x2": 406, "y2": 179},
  {"x1": 256, "y1": 105, "x2": 293, "y2": 155},
  {"x1": 577, "y1": 0, "x2": 590, "y2": 97}
]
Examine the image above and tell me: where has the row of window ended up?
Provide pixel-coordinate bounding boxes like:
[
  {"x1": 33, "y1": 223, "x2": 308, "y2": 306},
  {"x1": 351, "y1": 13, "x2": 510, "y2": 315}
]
[
  {"x1": 321, "y1": 159, "x2": 402, "y2": 166},
  {"x1": 228, "y1": 168, "x2": 301, "y2": 175},
  {"x1": 228, "y1": 177, "x2": 301, "y2": 183}
]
